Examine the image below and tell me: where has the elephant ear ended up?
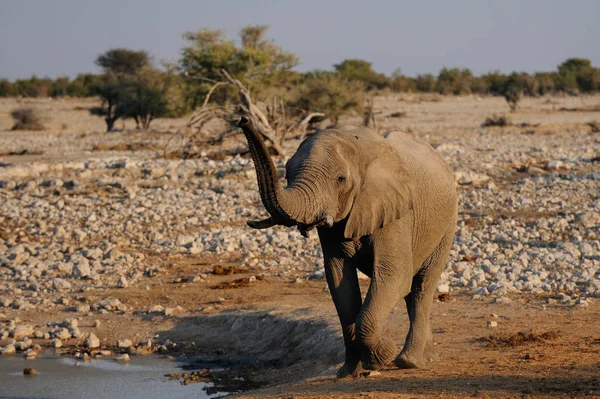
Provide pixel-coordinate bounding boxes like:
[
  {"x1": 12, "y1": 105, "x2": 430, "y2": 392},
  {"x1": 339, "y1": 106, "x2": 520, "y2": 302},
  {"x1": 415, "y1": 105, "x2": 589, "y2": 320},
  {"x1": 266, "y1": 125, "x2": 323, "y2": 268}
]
[{"x1": 344, "y1": 152, "x2": 413, "y2": 239}]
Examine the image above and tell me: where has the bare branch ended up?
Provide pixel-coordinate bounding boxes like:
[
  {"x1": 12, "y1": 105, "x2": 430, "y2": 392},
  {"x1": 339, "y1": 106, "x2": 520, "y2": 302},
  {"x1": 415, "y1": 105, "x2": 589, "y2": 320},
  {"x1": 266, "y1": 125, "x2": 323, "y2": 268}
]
[
  {"x1": 201, "y1": 81, "x2": 228, "y2": 109},
  {"x1": 220, "y1": 69, "x2": 287, "y2": 156},
  {"x1": 298, "y1": 112, "x2": 325, "y2": 142}
]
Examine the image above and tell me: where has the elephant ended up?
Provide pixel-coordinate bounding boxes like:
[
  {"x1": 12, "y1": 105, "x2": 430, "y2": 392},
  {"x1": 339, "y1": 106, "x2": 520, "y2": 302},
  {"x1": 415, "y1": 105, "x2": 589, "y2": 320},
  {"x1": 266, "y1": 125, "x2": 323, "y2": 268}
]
[{"x1": 238, "y1": 116, "x2": 457, "y2": 377}]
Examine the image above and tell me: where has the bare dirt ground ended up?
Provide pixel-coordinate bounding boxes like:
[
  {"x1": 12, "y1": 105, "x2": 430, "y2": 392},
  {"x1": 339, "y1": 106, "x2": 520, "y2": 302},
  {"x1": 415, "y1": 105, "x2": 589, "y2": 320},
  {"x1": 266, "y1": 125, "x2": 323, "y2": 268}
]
[{"x1": 1, "y1": 94, "x2": 599, "y2": 398}]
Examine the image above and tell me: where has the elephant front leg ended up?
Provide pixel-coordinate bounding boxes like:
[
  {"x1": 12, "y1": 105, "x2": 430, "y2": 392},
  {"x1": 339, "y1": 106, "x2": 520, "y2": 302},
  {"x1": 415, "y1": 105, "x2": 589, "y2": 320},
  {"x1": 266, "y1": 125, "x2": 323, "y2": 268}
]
[
  {"x1": 356, "y1": 258, "x2": 412, "y2": 371},
  {"x1": 324, "y1": 256, "x2": 364, "y2": 378}
]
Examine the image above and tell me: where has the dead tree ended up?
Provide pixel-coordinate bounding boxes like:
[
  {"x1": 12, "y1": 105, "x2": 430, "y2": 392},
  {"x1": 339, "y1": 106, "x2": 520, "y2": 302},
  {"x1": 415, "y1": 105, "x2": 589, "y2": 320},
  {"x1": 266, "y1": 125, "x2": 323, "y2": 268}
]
[
  {"x1": 165, "y1": 70, "x2": 327, "y2": 158},
  {"x1": 220, "y1": 70, "x2": 287, "y2": 156}
]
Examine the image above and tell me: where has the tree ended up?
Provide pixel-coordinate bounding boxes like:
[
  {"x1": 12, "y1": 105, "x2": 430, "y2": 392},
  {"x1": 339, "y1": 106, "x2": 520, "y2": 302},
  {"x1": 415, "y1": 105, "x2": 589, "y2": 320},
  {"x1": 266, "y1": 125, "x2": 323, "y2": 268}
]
[
  {"x1": 118, "y1": 67, "x2": 181, "y2": 129},
  {"x1": 180, "y1": 25, "x2": 299, "y2": 107},
  {"x1": 557, "y1": 58, "x2": 600, "y2": 93},
  {"x1": 67, "y1": 73, "x2": 102, "y2": 97},
  {"x1": 436, "y1": 67, "x2": 474, "y2": 95},
  {"x1": 90, "y1": 72, "x2": 125, "y2": 132},
  {"x1": 414, "y1": 74, "x2": 436, "y2": 92},
  {"x1": 334, "y1": 59, "x2": 389, "y2": 90},
  {"x1": 95, "y1": 49, "x2": 150, "y2": 75},
  {"x1": 0, "y1": 79, "x2": 15, "y2": 97},
  {"x1": 534, "y1": 72, "x2": 558, "y2": 95},
  {"x1": 390, "y1": 68, "x2": 416, "y2": 92},
  {"x1": 481, "y1": 71, "x2": 509, "y2": 95},
  {"x1": 91, "y1": 49, "x2": 178, "y2": 131},
  {"x1": 288, "y1": 72, "x2": 365, "y2": 127},
  {"x1": 51, "y1": 77, "x2": 70, "y2": 97},
  {"x1": 503, "y1": 72, "x2": 537, "y2": 112}
]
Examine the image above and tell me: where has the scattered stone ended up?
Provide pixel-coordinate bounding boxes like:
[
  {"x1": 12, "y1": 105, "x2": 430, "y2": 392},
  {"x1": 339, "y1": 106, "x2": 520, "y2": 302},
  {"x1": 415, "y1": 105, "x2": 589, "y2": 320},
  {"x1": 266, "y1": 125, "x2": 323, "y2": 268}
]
[
  {"x1": 52, "y1": 278, "x2": 72, "y2": 291},
  {"x1": 117, "y1": 339, "x2": 133, "y2": 349},
  {"x1": 115, "y1": 353, "x2": 130, "y2": 361},
  {"x1": 436, "y1": 283, "x2": 450, "y2": 294},
  {"x1": 1, "y1": 344, "x2": 16, "y2": 355},
  {"x1": 23, "y1": 368, "x2": 38, "y2": 376},
  {"x1": 116, "y1": 276, "x2": 128, "y2": 288},
  {"x1": 85, "y1": 333, "x2": 100, "y2": 349},
  {"x1": 11, "y1": 325, "x2": 34, "y2": 340},
  {"x1": 76, "y1": 304, "x2": 91, "y2": 313}
]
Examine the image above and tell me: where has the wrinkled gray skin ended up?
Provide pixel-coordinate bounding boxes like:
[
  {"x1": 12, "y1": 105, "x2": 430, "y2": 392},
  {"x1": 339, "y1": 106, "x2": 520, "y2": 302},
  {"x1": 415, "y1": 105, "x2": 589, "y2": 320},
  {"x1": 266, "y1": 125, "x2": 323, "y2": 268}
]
[{"x1": 239, "y1": 117, "x2": 457, "y2": 377}]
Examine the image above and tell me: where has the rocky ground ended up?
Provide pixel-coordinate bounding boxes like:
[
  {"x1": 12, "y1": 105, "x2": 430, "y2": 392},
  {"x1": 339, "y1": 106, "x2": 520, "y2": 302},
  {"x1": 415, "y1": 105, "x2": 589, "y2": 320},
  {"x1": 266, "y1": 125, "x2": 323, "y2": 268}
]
[{"x1": 0, "y1": 95, "x2": 599, "y2": 397}]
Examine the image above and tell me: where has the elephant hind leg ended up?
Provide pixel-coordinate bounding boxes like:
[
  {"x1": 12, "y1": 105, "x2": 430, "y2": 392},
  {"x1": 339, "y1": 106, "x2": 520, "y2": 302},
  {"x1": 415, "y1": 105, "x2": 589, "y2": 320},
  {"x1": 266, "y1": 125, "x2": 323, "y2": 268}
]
[{"x1": 395, "y1": 229, "x2": 454, "y2": 369}]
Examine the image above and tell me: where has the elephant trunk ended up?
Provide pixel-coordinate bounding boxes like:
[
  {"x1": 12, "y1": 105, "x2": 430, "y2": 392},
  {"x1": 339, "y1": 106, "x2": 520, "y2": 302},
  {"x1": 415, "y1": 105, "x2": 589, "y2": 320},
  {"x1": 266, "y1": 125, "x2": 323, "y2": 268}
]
[{"x1": 238, "y1": 117, "x2": 300, "y2": 227}]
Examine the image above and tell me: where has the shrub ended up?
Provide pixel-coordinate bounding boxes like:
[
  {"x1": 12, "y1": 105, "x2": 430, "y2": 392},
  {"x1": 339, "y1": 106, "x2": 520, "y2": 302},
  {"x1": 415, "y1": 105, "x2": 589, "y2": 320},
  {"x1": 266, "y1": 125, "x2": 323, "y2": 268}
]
[
  {"x1": 180, "y1": 25, "x2": 299, "y2": 108},
  {"x1": 481, "y1": 71, "x2": 509, "y2": 96},
  {"x1": 334, "y1": 59, "x2": 390, "y2": 91},
  {"x1": 436, "y1": 67, "x2": 474, "y2": 95},
  {"x1": 10, "y1": 108, "x2": 46, "y2": 131},
  {"x1": 390, "y1": 68, "x2": 416, "y2": 92},
  {"x1": 482, "y1": 115, "x2": 510, "y2": 127},
  {"x1": 414, "y1": 74, "x2": 436, "y2": 92},
  {"x1": 91, "y1": 49, "x2": 182, "y2": 131},
  {"x1": 288, "y1": 72, "x2": 365, "y2": 127},
  {"x1": 0, "y1": 79, "x2": 15, "y2": 97}
]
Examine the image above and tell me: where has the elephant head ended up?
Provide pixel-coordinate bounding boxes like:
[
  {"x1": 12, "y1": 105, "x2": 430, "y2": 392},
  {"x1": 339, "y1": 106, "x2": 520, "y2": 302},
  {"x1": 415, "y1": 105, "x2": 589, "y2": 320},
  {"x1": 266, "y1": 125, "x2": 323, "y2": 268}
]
[{"x1": 238, "y1": 117, "x2": 413, "y2": 239}]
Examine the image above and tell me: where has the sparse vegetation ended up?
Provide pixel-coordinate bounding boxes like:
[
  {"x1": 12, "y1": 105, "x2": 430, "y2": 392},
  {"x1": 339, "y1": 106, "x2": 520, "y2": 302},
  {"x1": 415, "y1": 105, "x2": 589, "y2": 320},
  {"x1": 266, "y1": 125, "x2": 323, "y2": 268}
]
[
  {"x1": 10, "y1": 107, "x2": 46, "y2": 131},
  {"x1": 478, "y1": 331, "x2": 559, "y2": 348},
  {"x1": 180, "y1": 25, "x2": 299, "y2": 108},
  {"x1": 90, "y1": 49, "x2": 183, "y2": 131},
  {"x1": 287, "y1": 72, "x2": 365, "y2": 127},
  {"x1": 482, "y1": 115, "x2": 511, "y2": 127}
]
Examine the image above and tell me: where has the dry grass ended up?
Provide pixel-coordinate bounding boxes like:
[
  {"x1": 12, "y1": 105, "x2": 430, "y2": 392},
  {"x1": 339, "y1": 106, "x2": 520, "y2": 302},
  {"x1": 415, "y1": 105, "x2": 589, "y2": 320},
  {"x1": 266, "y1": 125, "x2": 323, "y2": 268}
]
[
  {"x1": 481, "y1": 115, "x2": 511, "y2": 127},
  {"x1": 478, "y1": 330, "x2": 559, "y2": 348},
  {"x1": 10, "y1": 107, "x2": 46, "y2": 131}
]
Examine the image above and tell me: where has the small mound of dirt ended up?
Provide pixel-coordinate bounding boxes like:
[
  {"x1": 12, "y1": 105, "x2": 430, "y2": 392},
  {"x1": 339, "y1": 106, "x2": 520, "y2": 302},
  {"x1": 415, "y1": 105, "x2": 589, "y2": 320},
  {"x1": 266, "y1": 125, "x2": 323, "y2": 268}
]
[
  {"x1": 212, "y1": 265, "x2": 247, "y2": 275},
  {"x1": 478, "y1": 330, "x2": 559, "y2": 348},
  {"x1": 91, "y1": 142, "x2": 157, "y2": 152},
  {"x1": 212, "y1": 277, "x2": 251, "y2": 289},
  {"x1": 482, "y1": 115, "x2": 511, "y2": 127}
]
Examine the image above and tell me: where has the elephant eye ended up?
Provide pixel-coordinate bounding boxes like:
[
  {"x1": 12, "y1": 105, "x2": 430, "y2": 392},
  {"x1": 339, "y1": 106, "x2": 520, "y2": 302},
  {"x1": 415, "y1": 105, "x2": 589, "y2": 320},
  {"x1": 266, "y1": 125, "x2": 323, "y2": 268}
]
[{"x1": 337, "y1": 174, "x2": 346, "y2": 183}]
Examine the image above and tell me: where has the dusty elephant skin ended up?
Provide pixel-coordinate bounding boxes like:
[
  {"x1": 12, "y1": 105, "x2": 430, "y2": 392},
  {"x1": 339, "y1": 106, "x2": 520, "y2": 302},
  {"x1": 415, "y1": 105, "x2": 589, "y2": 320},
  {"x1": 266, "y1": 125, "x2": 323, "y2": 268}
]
[{"x1": 239, "y1": 117, "x2": 458, "y2": 377}]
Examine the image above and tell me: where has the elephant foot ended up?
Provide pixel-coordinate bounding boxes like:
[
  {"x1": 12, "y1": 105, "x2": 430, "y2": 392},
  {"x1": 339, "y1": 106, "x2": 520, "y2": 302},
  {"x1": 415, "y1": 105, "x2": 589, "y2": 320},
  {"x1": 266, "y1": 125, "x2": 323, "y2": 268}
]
[
  {"x1": 336, "y1": 359, "x2": 365, "y2": 379},
  {"x1": 361, "y1": 337, "x2": 397, "y2": 371},
  {"x1": 422, "y1": 338, "x2": 438, "y2": 363},
  {"x1": 394, "y1": 352, "x2": 424, "y2": 369}
]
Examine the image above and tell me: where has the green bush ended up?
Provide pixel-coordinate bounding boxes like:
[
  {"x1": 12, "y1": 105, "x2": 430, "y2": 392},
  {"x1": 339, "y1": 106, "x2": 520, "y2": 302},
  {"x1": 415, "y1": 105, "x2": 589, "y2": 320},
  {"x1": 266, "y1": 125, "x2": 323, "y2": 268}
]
[
  {"x1": 436, "y1": 67, "x2": 474, "y2": 95},
  {"x1": 288, "y1": 72, "x2": 365, "y2": 126},
  {"x1": 180, "y1": 25, "x2": 299, "y2": 108},
  {"x1": 0, "y1": 79, "x2": 15, "y2": 97},
  {"x1": 481, "y1": 72, "x2": 509, "y2": 96},
  {"x1": 334, "y1": 59, "x2": 390, "y2": 91},
  {"x1": 91, "y1": 50, "x2": 184, "y2": 131},
  {"x1": 414, "y1": 74, "x2": 437, "y2": 92},
  {"x1": 10, "y1": 107, "x2": 46, "y2": 130}
]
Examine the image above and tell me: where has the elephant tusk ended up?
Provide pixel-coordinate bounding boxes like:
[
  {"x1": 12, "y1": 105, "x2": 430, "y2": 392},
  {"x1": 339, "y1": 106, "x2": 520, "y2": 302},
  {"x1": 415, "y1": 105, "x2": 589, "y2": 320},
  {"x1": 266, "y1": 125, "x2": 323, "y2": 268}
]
[
  {"x1": 247, "y1": 217, "x2": 277, "y2": 229},
  {"x1": 319, "y1": 215, "x2": 334, "y2": 228},
  {"x1": 298, "y1": 225, "x2": 311, "y2": 238},
  {"x1": 297, "y1": 215, "x2": 334, "y2": 238}
]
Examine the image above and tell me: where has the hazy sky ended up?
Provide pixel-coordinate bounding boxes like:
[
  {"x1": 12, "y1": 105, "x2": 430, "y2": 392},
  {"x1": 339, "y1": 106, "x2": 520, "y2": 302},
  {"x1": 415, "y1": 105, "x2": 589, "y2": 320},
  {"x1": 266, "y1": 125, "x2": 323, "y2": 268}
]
[{"x1": 1, "y1": 0, "x2": 598, "y2": 80}]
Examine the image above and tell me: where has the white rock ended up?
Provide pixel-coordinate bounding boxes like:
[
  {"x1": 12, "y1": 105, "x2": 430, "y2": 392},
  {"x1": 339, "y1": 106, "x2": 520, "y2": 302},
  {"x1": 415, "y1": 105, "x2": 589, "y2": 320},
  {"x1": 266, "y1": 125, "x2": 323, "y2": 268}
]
[{"x1": 85, "y1": 333, "x2": 100, "y2": 349}]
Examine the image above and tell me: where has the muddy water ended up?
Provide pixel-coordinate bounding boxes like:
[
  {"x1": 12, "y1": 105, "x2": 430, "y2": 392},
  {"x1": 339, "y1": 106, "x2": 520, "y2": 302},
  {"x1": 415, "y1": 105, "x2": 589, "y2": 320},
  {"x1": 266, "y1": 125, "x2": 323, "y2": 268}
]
[{"x1": 0, "y1": 352, "x2": 227, "y2": 399}]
